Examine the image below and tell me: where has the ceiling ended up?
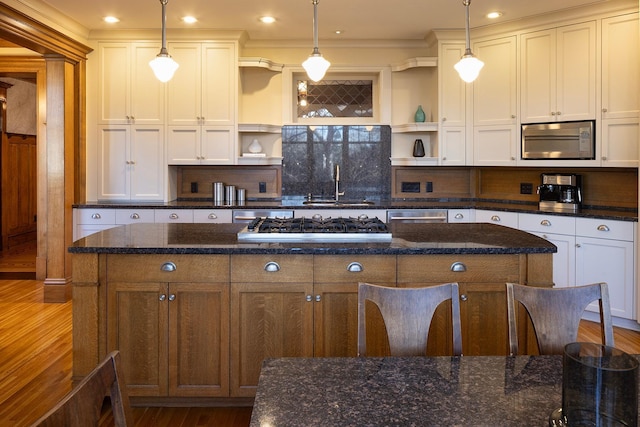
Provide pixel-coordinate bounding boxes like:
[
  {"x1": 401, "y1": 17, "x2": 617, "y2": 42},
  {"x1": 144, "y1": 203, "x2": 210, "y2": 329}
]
[{"x1": 39, "y1": 0, "x2": 611, "y2": 41}]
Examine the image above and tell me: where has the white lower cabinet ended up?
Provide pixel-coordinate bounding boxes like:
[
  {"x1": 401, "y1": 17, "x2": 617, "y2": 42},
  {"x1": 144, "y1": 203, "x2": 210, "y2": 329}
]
[
  {"x1": 519, "y1": 213, "x2": 636, "y2": 320},
  {"x1": 447, "y1": 209, "x2": 474, "y2": 223}
]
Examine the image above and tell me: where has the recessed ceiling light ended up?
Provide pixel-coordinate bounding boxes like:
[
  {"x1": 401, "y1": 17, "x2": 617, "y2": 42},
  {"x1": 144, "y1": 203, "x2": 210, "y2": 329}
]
[
  {"x1": 182, "y1": 16, "x2": 197, "y2": 24},
  {"x1": 487, "y1": 11, "x2": 503, "y2": 19},
  {"x1": 260, "y1": 16, "x2": 276, "y2": 24},
  {"x1": 104, "y1": 16, "x2": 119, "y2": 24},
  {"x1": 335, "y1": 30, "x2": 343, "y2": 35}
]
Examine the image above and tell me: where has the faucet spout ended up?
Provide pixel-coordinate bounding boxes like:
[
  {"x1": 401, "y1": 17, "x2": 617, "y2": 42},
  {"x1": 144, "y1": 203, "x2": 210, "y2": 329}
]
[{"x1": 334, "y1": 164, "x2": 345, "y2": 201}]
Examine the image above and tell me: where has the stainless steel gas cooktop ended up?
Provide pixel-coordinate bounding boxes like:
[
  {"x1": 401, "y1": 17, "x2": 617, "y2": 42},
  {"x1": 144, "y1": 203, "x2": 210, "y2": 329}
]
[{"x1": 237, "y1": 216, "x2": 392, "y2": 243}]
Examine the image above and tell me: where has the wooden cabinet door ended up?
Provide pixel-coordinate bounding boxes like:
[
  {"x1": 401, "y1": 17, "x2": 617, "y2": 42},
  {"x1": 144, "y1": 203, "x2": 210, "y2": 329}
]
[
  {"x1": 230, "y1": 282, "x2": 314, "y2": 397},
  {"x1": 313, "y1": 282, "x2": 358, "y2": 357},
  {"x1": 107, "y1": 282, "x2": 168, "y2": 396},
  {"x1": 168, "y1": 282, "x2": 229, "y2": 397}
]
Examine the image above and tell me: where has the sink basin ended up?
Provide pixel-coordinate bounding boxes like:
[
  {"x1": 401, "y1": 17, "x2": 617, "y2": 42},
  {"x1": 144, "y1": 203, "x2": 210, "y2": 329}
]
[{"x1": 302, "y1": 200, "x2": 375, "y2": 207}]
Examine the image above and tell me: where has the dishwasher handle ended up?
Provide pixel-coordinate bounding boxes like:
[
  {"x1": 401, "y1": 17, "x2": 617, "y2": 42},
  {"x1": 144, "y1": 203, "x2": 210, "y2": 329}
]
[{"x1": 388, "y1": 216, "x2": 447, "y2": 222}]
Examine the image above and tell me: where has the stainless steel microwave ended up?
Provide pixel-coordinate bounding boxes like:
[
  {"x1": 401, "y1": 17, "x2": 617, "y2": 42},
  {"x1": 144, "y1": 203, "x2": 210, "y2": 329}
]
[{"x1": 521, "y1": 120, "x2": 595, "y2": 160}]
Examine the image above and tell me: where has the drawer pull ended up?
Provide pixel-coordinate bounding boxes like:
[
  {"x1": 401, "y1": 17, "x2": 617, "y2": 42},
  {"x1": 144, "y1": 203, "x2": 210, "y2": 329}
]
[
  {"x1": 208, "y1": 213, "x2": 218, "y2": 219},
  {"x1": 168, "y1": 294, "x2": 176, "y2": 301},
  {"x1": 454, "y1": 213, "x2": 464, "y2": 219},
  {"x1": 160, "y1": 262, "x2": 177, "y2": 272},
  {"x1": 169, "y1": 213, "x2": 179, "y2": 220},
  {"x1": 460, "y1": 294, "x2": 468, "y2": 302},
  {"x1": 450, "y1": 262, "x2": 467, "y2": 272},
  {"x1": 159, "y1": 294, "x2": 167, "y2": 301},
  {"x1": 91, "y1": 213, "x2": 102, "y2": 219},
  {"x1": 130, "y1": 213, "x2": 140, "y2": 220},
  {"x1": 264, "y1": 261, "x2": 280, "y2": 272},
  {"x1": 490, "y1": 215, "x2": 500, "y2": 222},
  {"x1": 347, "y1": 262, "x2": 363, "y2": 272},
  {"x1": 597, "y1": 225, "x2": 610, "y2": 232},
  {"x1": 540, "y1": 219, "x2": 551, "y2": 226}
]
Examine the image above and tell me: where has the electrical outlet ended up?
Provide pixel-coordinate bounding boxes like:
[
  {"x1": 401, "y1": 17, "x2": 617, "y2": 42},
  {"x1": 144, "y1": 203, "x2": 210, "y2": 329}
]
[
  {"x1": 259, "y1": 182, "x2": 267, "y2": 193},
  {"x1": 191, "y1": 182, "x2": 198, "y2": 193},
  {"x1": 520, "y1": 183, "x2": 533, "y2": 194},
  {"x1": 426, "y1": 182, "x2": 433, "y2": 193}
]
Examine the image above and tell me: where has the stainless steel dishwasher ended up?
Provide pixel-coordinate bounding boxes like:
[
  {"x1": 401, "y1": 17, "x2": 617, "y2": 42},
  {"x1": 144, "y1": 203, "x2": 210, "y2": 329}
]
[
  {"x1": 386, "y1": 209, "x2": 448, "y2": 223},
  {"x1": 232, "y1": 209, "x2": 294, "y2": 223}
]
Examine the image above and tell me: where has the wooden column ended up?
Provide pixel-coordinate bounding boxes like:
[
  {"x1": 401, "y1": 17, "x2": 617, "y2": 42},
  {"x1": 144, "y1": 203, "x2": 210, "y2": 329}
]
[{"x1": 42, "y1": 56, "x2": 75, "y2": 302}]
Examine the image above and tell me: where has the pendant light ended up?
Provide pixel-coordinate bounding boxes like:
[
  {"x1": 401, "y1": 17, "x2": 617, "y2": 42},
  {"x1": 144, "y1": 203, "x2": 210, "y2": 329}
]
[
  {"x1": 302, "y1": 0, "x2": 330, "y2": 82},
  {"x1": 454, "y1": 0, "x2": 484, "y2": 83},
  {"x1": 149, "y1": 0, "x2": 179, "y2": 83}
]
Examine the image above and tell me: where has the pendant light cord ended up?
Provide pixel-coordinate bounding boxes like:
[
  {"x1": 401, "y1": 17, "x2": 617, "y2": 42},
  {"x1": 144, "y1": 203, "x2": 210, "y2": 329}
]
[
  {"x1": 159, "y1": 0, "x2": 169, "y2": 55},
  {"x1": 463, "y1": 0, "x2": 472, "y2": 55},
  {"x1": 312, "y1": 0, "x2": 320, "y2": 55}
]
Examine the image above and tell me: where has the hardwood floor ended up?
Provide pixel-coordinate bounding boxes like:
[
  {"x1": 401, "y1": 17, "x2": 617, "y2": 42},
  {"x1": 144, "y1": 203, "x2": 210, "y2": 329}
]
[
  {"x1": 0, "y1": 241, "x2": 36, "y2": 279},
  {"x1": 0, "y1": 278, "x2": 638, "y2": 426}
]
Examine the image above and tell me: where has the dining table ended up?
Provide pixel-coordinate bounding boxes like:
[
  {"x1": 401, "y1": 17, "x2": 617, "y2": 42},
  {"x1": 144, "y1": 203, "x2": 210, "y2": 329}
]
[{"x1": 249, "y1": 355, "x2": 640, "y2": 426}]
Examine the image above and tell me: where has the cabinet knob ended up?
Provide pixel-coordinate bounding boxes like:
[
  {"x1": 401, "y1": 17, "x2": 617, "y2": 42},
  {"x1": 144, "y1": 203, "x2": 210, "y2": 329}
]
[
  {"x1": 347, "y1": 262, "x2": 363, "y2": 272},
  {"x1": 159, "y1": 294, "x2": 167, "y2": 301},
  {"x1": 602, "y1": 108, "x2": 608, "y2": 113},
  {"x1": 454, "y1": 213, "x2": 464, "y2": 219},
  {"x1": 169, "y1": 213, "x2": 179, "y2": 219},
  {"x1": 264, "y1": 261, "x2": 280, "y2": 272},
  {"x1": 161, "y1": 262, "x2": 177, "y2": 272},
  {"x1": 130, "y1": 213, "x2": 140, "y2": 220},
  {"x1": 511, "y1": 114, "x2": 516, "y2": 119},
  {"x1": 597, "y1": 224, "x2": 610, "y2": 232},
  {"x1": 91, "y1": 213, "x2": 102, "y2": 219},
  {"x1": 442, "y1": 117, "x2": 447, "y2": 122},
  {"x1": 511, "y1": 156, "x2": 515, "y2": 160},
  {"x1": 306, "y1": 295, "x2": 313, "y2": 302},
  {"x1": 315, "y1": 295, "x2": 321, "y2": 302},
  {"x1": 490, "y1": 215, "x2": 501, "y2": 222},
  {"x1": 130, "y1": 160, "x2": 135, "y2": 165},
  {"x1": 460, "y1": 294, "x2": 468, "y2": 302},
  {"x1": 557, "y1": 111, "x2": 561, "y2": 116},
  {"x1": 450, "y1": 262, "x2": 467, "y2": 272},
  {"x1": 168, "y1": 294, "x2": 176, "y2": 301},
  {"x1": 602, "y1": 156, "x2": 608, "y2": 161},
  {"x1": 208, "y1": 213, "x2": 218, "y2": 219},
  {"x1": 576, "y1": 243, "x2": 582, "y2": 248},
  {"x1": 540, "y1": 219, "x2": 551, "y2": 227},
  {"x1": 442, "y1": 157, "x2": 447, "y2": 161},
  {"x1": 551, "y1": 112, "x2": 556, "y2": 116}
]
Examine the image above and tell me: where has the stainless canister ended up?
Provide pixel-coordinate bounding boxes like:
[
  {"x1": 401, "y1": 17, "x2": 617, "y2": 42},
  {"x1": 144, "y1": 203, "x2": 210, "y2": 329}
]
[
  {"x1": 236, "y1": 188, "x2": 246, "y2": 203},
  {"x1": 213, "y1": 182, "x2": 224, "y2": 203},
  {"x1": 225, "y1": 185, "x2": 236, "y2": 204}
]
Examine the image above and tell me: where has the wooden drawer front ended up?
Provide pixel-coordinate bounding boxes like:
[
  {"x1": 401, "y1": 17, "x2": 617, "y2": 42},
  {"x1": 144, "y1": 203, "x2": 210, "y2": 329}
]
[
  {"x1": 77, "y1": 208, "x2": 116, "y2": 224},
  {"x1": 231, "y1": 255, "x2": 313, "y2": 283},
  {"x1": 397, "y1": 255, "x2": 521, "y2": 284},
  {"x1": 107, "y1": 254, "x2": 230, "y2": 282},
  {"x1": 519, "y1": 213, "x2": 575, "y2": 235},
  {"x1": 576, "y1": 218, "x2": 634, "y2": 241},
  {"x1": 314, "y1": 255, "x2": 397, "y2": 283},
  {"x1": 115, "y1": 209, "x2": 155, "y2": 224}
]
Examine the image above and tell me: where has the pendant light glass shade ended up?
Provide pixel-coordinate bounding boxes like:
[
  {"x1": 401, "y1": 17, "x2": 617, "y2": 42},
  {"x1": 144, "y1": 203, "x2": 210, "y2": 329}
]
[
  {"x1": 302, "y1": 0, "x2": 330, "y2": 82},
  {"x1": 455, "y1": 0, "x2": 483, "y2": 83},
  {"x1": 149, "y1": 0, "x2": 179, "y2": 82}
]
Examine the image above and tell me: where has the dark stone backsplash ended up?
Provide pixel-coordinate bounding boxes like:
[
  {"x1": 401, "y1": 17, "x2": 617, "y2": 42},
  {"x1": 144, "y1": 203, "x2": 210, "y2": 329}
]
[{"x1": 282, "y1": 125, "x2": 391, "y2": 201}]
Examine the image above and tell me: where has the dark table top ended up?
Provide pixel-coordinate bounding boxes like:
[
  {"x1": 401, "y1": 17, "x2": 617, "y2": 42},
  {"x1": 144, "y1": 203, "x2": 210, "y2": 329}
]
[
  {"x1": 249, "y1": 356, "x2": 639, "y2": 427},
  {"x1": 68, "y1": 222, "x2": 557, "y2": 255}
]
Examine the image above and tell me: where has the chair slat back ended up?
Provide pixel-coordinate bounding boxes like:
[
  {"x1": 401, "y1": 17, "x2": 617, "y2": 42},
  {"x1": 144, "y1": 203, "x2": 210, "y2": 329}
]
[
  {"x1": 506, "y1": 282, "x2": 615, "y2": 355},
  {"x1": 358, "y1": 282, "x2": 462, "y2": 356},
  {"x1": 31, "y1": 350, "x2": 133, "y2": 427}
]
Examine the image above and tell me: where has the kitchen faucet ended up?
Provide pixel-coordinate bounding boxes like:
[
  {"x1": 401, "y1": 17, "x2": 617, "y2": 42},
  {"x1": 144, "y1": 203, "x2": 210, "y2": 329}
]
[{"x1": 334, "y1": 164, "x2": 345, "y2": 202}]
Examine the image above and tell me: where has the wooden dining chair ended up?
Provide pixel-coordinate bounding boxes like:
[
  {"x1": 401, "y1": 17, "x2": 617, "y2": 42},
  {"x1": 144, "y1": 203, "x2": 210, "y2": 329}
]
[
  {"x1": 506, "y1": 282, "x2": 615, "y2": 356},
  {"x1": 31, "y1": 350, "x2": 133, "y2": 427},
  {"x1": 357, "y1": 282, "x2": 463, "y2": 357}
]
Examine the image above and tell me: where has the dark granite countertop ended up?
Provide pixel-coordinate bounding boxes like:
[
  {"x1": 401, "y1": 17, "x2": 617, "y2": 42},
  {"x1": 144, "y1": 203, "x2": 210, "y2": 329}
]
[
  {"x1": 250, "y1": 356, "x2": 640, "y2": 426},
  {"x1": 69, "y1": 222, "x2": 557, "y2": 255},
  {"x1": 73, "y1": 199, "x2": 638, "y2": 222}
]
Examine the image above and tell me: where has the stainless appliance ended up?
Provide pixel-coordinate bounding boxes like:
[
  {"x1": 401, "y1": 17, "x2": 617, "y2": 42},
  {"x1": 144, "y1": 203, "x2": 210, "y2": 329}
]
[
  {"x1": 537, "y1": 173, "x2": 582, "y2": 212},
  {"x1": 521, "y1": 120, "x2": 595, "y2": 160},
  {"x1": 232, "y1": 210, "x2": 294, "y2": 223},
  {"x1": 237, "y1": 216, "x2": 392, "y2": 243},
  {"x1": 386, "y1": 209, "x2": 447, "y2": 223}
]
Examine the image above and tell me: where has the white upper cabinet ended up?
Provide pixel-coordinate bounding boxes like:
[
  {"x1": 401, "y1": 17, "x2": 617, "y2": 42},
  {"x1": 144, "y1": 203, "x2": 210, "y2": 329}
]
[
  {"x1": 166, "y1": 42, "x2": 237, "y2": 126},
  {"x1": 438, "y1": 42, "x2": 467, "y2": 165},
  {"x1": 520, "y1": 22, "x2": 596, "y2": 123},
  {"x1": 472, "y1": 36, "x2": 517, "y2": 126},
  {"x1": 601, "y1": 13, "x2": 639, "y2": 120},
  {"x1": 98, "y1": 42, "x2": 165, "y2": 126}
]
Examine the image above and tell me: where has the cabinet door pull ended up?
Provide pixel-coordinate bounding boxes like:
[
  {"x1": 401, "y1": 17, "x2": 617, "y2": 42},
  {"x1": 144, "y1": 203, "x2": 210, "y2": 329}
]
[
  {"x1": 159, "y1": 294, "x2": 167, "y2": 301},
  {"x1": 161, "y1": 262, "x2": 177, "y2": 272},
  {"x1": 169, "y1": 213, "x2": 179, "y2": 219},
  {"x1": 305, "y1": 295, "x2": 313, "y2": 302},
  {"x1": 130, "y1": 213, "x2": 140, "y2": 220},
  {"x1": 168, "y1": 294, "x2": 176, "y2": 301},
  {"x1": 597, "y1": 225, "x2": 610, "y2": 232},
  {"x1": 264, "y1": 261, "x2": 280, "y2": 272},
  {"x1": 347, "y1": 262, "x2": 363, "y2": 272},
  {"x1": 450, "y1": 262, "x2": 467, "y2": 272},
  {"x1": 454, "y1": 213, "x2": 464, "y2": 219},
  {"x1": 208, "y1": 213, "x2": 218, "y2": 219},
  {"x1": 490, "y1": 215, "x2": 501, "y2": 222},
  {"x1": 460, "y1": 294, "x2": 468, "y2": 302},
  {"x1": 540, "y1": 219, "x2": 551, "y2": 226},
  {"x1": 315, "y1": 295, "x2": 321, "y2": 302},
  {"x1": 91, "y1": 213, "x2": 102, "y2": 219}
]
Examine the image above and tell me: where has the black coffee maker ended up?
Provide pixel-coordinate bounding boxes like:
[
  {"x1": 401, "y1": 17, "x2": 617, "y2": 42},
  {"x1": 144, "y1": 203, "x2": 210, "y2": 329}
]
[{"x1": 537, "y1": 173, "x2": 582, "y2": 212}]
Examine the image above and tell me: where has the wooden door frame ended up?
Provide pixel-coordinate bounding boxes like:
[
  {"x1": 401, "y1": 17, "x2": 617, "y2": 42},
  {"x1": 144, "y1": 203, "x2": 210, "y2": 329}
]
[{"x1": 0, "y1": 4, "x2": 92, "y2": 301}]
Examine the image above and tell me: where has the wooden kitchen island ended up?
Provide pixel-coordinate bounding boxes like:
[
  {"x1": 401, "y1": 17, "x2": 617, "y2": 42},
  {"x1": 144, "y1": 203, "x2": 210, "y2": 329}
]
[{"x1": 69, "y1": 222, "x2": 555, "y2": 404}]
